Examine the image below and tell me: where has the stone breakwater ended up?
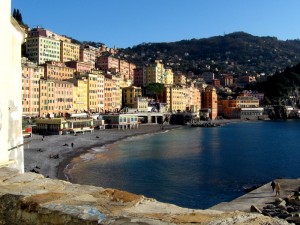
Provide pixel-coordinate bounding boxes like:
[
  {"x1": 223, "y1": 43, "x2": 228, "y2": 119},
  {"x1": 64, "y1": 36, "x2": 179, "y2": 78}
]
[
  {"x1": 254, "y1": 187, "x2": 300, "y2": 224},
  {"x1": 0, "y1": 167, "x2": 291, "y2": 225}
]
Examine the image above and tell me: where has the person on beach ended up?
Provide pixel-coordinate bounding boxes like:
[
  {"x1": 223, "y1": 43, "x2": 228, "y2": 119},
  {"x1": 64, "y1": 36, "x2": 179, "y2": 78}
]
[
  {"x1": 271, "y1": 180, "x2": 276, "y2": 192},
  {"x1": 275, "y1": 182, "x2": 281, "y2": 196}
]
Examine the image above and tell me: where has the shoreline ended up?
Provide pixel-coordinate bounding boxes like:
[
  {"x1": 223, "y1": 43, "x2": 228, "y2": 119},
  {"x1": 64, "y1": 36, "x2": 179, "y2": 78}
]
[
  {"x1": 24, "y1": 124, "x2": 183, "y2": 180},
  {"x1": 24, "y1": 119, "x2": 241, "y2": 181}
]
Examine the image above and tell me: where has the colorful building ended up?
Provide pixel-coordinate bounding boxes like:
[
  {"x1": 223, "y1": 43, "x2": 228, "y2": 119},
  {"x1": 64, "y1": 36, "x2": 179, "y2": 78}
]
[
  {"x1": 163, "y1": 85, "x2": 186, "y2": 112},
  {"x1": 21, "y1": 58, "x2": 43, "y2": 117},
  {"x1": 26, "y1": 28, "x2": 61, "y2": 64},
  {"x1": 186, "y1": 83, "x2": 201, "y2": 113},
  {"x1": 60, "y1": 40, "x2": 80, "y2": 62},
  {"x1": 39, "y1": 79, "x2": 73, "y2": 117},
  {"x1": 80, "y1": 45, "x2": 98, "y2": 66},
  {"x1": 202, "y1": 86, "x2": 218, "y2": 120},
  {"x1": 133, "y1": 67, "x2": 144, "y2": 87},
  {"x1": 219, "y1": 96, "x2": 260, "y2": 118},
  {"x1": 65, "y1": 61, "x2": 93, "y2": 73},
  {"x1": 44, "y1": 61, "x2": 76, "y2": 80},
  {"x1": 164, "y1": 68, "x2": 174, "y2": 85},
  {"x1": 143, "y1": 60, "x2": 165, "y2": 85},
  {"x1": 104, "y1": 74, "x2": 122, "y2": 112},
  {"x1": 96, "y1": 55, "x2": 119, "y2": 73},
  {"x1": 66, "y1": 77, "x2": 88, "y2": 113},
  {"x1": 173, "y1": 71, "x2": 186, "y2": 86},
  {"x1": 122, "y1": 86, "x2": 142, "y2": 109}
]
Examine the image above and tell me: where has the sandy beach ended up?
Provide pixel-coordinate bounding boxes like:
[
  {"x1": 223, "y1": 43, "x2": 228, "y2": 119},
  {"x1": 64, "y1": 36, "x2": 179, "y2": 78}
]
[{"x1": 23, "y1": 124, "x2": 183, "y2": 180}]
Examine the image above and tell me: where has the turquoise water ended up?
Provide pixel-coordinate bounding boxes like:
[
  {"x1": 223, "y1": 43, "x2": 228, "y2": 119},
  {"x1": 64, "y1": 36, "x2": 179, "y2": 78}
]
[{"x1": 68, "y1": 120, "x2": 300, "y2": 209}]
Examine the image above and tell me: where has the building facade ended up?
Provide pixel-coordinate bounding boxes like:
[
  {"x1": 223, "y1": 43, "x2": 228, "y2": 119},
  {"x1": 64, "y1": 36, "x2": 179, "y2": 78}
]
[
  {"x1": 44, "y1": 61, "x2": 76, "y2": 80},
  {"x1": 26, "y1": 28, "x2": 61, "y2": 64},
  {"x1": 60, "y1": 40, "x2": 80, "y2": 62},
  {"x1": 22, "y1": 58, "x2": 42, "y2": 117},
  {"x1": 202, "y1": 86, "x2": 218, "y2": 120},
  {"x1": 143, "y1": 60, "x2": 165, "y2": 86},
  {"x1": 0, "y1": 1, "x2": 24, "y2": 172},
  {"x1": 122, "y1": 86, "x2": 143, "y2": 109}
]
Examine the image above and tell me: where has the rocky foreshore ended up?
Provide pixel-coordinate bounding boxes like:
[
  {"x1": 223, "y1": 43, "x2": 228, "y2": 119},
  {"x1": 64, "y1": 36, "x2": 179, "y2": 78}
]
[{"x1": 253, "y1": 187, "x2": 300, "y2": 224}]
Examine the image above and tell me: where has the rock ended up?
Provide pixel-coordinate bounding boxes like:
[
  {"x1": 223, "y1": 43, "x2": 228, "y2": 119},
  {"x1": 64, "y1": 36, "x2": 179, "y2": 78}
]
[
  {"x1": 278, "y1": 200, "x2": 287, "y2": 210},
  {"x1": 250, "y1": 205, "x2": 262, "y2": 213},
  {"x1": 286, "y1": 216, "x2": 300, "y2": 224},
  {"x1": 275, "y1": 198, "x2": 284, "y2": 206},
  {"x1": 289, "y1": 199, "x2": 300, "y2": 206},
  {"x1": 294, "y1": 191, "x2": 300, "y2": 197},
  {"x1": 286, "y1": 206, "x2": 295, "y2": 213}
]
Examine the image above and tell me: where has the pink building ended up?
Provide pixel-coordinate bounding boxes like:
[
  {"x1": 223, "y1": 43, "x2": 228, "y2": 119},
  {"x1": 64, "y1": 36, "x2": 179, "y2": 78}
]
[
  {"x1": 65, "y1": 61, "x2": 93, "y2": 73},
  {"x1": 96, "y1": 55, "x2": 119, "y2": 73},
  {"x1": 80, "y1": 45, "x2": 98, "y2": 66}
]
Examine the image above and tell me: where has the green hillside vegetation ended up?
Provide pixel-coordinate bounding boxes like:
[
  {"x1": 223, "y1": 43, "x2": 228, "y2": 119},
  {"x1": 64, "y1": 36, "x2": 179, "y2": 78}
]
[
  {"x1": 246, "y1": 64, "x2": 300, "y2": 107},
  {"x1": 119, "y1": 32, "x2": 300, "y2": 76}
]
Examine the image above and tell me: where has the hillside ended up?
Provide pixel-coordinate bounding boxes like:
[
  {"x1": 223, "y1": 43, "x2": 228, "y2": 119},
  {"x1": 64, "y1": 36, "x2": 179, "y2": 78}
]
[{"x1": 118, "y1": 32, "x2": 300, "y2": 76}]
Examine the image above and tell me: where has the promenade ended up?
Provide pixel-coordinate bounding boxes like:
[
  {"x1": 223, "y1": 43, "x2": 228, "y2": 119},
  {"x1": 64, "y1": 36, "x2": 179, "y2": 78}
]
[{"x1": 210, "y1": 179, "x2": 300, "y2": 212}]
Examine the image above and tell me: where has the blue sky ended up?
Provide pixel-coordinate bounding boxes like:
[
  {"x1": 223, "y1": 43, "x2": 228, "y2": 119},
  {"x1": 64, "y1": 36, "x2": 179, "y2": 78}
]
[{"x1": 11, "y1": 0, "x2": 300, "y2": 48}]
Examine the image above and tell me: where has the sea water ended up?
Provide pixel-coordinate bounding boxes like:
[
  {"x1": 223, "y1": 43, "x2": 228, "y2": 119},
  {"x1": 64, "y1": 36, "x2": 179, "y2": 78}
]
[{"x1": 67, "y1": 120, "x2": 300, "y2": 209}]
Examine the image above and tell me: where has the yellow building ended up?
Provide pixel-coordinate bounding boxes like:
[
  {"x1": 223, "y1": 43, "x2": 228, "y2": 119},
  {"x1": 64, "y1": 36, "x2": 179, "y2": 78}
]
[
  {"x1": 60, "y1": 40, "x2": 80, "y2": 62},
  {"x1": 39, "y1": 79, "x2": 55, "y2": 117},
  {"x1": 143, "y1": 60, "x2": 165, "y2": 85},
  {"x1": 164, "y1": 68, "x2": 174, "y2": 85},
  {"x1": 187, "y1": 84, "x2": 201, "y2": 113},
  {"x1": 174, "y1": 72, "x2": 187, "y2": 86},
  {"x1": 164, "y1": 86, "x2": 187, "y2": 112},
  {"x1": 67, "y1": 77, "x2": 88, "y2": 113},
  {"x1": 83, "y1": 73, "x2": 98, "y2": 113},
  {"x1": 122, "y1": 86, "x2": 142, "y2": 109},
  {"x1": 74, "y1": 71, "x2": 105, "y2": 113},
  {"x1": 39, "y1": 79, "x2": 74, "y2": 117}
]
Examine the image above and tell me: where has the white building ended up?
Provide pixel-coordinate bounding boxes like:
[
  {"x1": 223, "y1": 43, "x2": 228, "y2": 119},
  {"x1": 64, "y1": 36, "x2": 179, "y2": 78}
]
[{"x1": 0, "y1": 0, "x2": 25, "y2": 172}]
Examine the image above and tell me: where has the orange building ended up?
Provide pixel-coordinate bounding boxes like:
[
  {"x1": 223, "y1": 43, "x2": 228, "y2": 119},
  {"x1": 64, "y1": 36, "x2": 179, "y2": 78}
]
[
  {"x1": 44, "y1": 61, "x2": 76, "y2": 80},
  {"x1": 219, "y1": 96, "x2": 260, "y2": 118},
  {"x1": 202, "y1": 86, "x2": 218, "y2": 120}
]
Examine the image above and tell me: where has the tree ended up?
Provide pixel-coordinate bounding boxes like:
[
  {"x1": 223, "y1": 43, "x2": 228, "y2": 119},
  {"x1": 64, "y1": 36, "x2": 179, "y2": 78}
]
[
  {"x1": 12, "y1": 8, "x2": 23, "y2": 25},
  {"x1": 146, "y1": 83, "x2": 165, "y2": 101}
]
